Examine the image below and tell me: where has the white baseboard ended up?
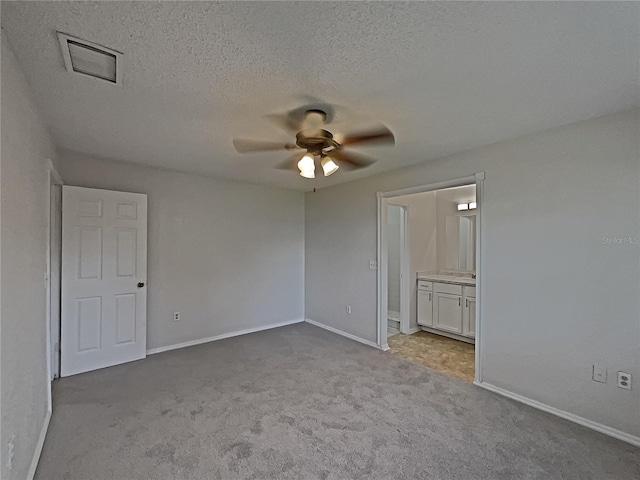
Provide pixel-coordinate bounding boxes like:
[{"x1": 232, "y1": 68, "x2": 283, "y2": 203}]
[
  {"x1": 406, "y1": 327, "x2": 421, "y2": 335},
  {"x1": 147, "y1": 318, "x2": 305, "y2": 355},
  {"x1": 475, "y1": 381, "x2": 640, "y2": 447},
  {"x1": 305, "y1": 318, "x2": 382, "y2": 350},
  {"x1": 27, "y1": 409, "x2": 51, "y2": 480}
]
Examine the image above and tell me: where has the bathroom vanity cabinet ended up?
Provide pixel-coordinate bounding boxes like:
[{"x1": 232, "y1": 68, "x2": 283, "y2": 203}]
[{"x1": 417, "y1": 277, "x2": 475, "y2": 343}]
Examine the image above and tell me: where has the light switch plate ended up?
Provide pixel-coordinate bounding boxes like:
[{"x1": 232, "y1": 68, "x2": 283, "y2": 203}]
[
  {"x1": 592, "y1": 365, "x2": 607, "y2": 383},
  {"x1": 369, "y1": 260, "x2": 377, "y2": 270}
]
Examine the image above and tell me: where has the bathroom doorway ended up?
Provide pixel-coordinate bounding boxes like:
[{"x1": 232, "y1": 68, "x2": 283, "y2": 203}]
[{"x1": 377, "y1": 174, "x2": 484, "y2": 383}]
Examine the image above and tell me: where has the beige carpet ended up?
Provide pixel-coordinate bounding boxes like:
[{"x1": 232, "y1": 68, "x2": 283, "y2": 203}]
[
  {"x1": 36, "y1": 323, "x2": 639, "y2": 479},
  {"x1": 388, "y1": 330, "x2": 475, "y2": 382}
]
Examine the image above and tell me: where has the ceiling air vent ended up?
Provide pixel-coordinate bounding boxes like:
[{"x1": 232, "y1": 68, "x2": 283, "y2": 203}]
[{"x1": 57, "y1": 32, "x2": 122, "y2": 85}]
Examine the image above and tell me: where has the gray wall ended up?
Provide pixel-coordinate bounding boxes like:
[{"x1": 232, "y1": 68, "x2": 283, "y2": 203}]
[
  {"x1": 1, "y1": 32, "x2": 58, "y2": 480},
  {"x1": 305, "y1": 109, "x2": 640, "y2": 437},
  {"x1": 57, "y1": 152, "x2": 305, "y2": 351}
]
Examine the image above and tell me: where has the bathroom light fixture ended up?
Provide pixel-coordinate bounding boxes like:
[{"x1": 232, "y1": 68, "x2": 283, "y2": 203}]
[{"x1": 458, "y1": 202, "x2": 477, "y2": 211}]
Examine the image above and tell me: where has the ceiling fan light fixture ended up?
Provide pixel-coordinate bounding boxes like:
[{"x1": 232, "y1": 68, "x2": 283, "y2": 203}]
[
  {"x1": 298, "y1": 153, "x2": 315, "y2": 178},
  {"x1": 297, "y1": 153, "x2": 314, "y2": 171},
  {"x1": 321, "y1": 155, "x2": 339, "y2": 176}
]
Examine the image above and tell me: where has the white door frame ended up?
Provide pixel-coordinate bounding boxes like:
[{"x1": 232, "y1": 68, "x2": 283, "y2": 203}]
[
  {"x1": 376, "y1": 172, "x2": 485, "y2": 383},
  {"x1": 398, "y1": 205, "x2": 410, "y2": 333},
  {"x1": 45, "y1": 159, "x2": 63, "y2": 411}
]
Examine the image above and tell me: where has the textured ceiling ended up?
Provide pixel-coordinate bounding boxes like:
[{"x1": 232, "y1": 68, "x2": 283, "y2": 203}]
[{"x1": 2, "y1": 1, "x2": 638, "y2": 191}]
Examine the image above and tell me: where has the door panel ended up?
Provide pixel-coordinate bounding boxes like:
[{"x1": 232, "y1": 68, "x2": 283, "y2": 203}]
[
  {"x1": 77, "y1": 297, "x2": 102, "y2": 351},
  {"x1": 78, "y1": 227, "x2": 102, "y2": 279},
  {"x1": 115, "y1": 293, "x2": 137, "y2": 344},
  {"x1": 116, "y1": 229, "x2": 137, "y2": 277},
  {"x1": 61, "y1": 186, "x2": 147, "y2": 377},
  {"x1": 116, "y1": 202, "x2": 137, "y2": 219},
  {"x1": 78, "y1": 199, "x2": 102, "y2": 217}
]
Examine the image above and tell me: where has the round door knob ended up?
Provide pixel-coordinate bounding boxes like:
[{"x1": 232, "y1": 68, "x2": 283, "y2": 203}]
[{"x1": 137, "y1": 282, "x2": 145, "y2": 288}]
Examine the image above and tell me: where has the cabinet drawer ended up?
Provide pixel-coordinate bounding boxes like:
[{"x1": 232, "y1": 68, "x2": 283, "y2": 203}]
[
  {"x1": 434, "y1": 282, "x2": 462, "y2": 295},
  {"x1": 464, "y1": 286, "x2": 476, "y2": 298},
  {"x1": 417, "y1": 280, "x2": 432, "y2": 291}
]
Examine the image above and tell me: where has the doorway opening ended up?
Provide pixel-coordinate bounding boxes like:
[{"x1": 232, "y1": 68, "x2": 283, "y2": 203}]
[{"x1": 377, "y1": 173, "x2": 484, "y2": 383}]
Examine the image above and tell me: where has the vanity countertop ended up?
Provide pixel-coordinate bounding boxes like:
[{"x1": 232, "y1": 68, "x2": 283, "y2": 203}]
[{"x1": 417, "y1": 274, "x2": 476, "y2": 286}]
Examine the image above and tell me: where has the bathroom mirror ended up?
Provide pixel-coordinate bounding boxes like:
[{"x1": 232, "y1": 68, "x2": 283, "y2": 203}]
[{"x1": 445, "y1": 215, "x2": 476, "y2": 271}]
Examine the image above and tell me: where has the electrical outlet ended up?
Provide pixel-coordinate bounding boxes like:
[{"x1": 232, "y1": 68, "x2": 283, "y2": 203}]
[
  {"x1": 173, "y1": 312, "x2": 180, "y2": 322},
  {"x1": 592, "y1": 365, "x2": 607, "y2": 383},
  {"x1": 346, "y1": 305, "x2": 352, "y2": 314},
  {"x1": 369, "y1": 260, "x2": 377, "y2": 270},
  {"x1": 617, "y1": 372, "x2": 632, "y2": 390},
  {"x1": 7, "y1": 435, "x2": 15, "y2": 470}
]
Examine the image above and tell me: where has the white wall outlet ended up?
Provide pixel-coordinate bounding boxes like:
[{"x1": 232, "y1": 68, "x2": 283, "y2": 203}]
[
  {"x1": 346, "y1": 305, "x2": 352, "y2": 314},
  {"x1": 617, "y1": 372, "x2": 632, "y2": 390},
  {"x1": 592, "y1": 365, "x2": 607, "y2": 383},
  {"x1": 7, "y1": 435, "x2": 15, "y2": 470},
  {"x1": 173, "y1": 312, "x2": 180, "y2": 322},
  {"x1": 369, "y1": 260, "x2": 377, "y2": 270}
]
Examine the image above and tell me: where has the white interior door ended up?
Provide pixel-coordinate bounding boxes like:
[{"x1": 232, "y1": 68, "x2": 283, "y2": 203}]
[{"x1": 61, "y1": 186, "x2": 147, "y2": 377}]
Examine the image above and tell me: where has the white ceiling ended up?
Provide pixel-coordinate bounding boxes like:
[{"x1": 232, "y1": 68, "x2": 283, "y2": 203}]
[{"x1": 2, "y1": 1, "x2": 638, "y2": 191}]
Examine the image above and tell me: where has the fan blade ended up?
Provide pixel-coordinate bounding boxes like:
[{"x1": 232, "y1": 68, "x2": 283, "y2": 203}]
[
  {"x1": 233, "y1": 138, "x2": 299, "y2": 153},
  {"x1": 330, "y1": 149, "x2": 377, "y2": 170},
  {"x1": 340, "y1": 126, "x2": 395, "y2": 147},
  {"x1": 275, "y1": 151, "x2": 307, "y2": 170}
]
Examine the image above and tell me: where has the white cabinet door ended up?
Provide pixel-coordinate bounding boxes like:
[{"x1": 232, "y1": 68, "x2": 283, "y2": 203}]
[
  {"x1": 433, "y1": 292, "x2": 462, "y2": 333},
  {"x1": 463, "y1": 296, "x2": 476, "y2": 338},
  {"x1": 61, "y1": 186, "x2": 147, "y2": 377},
  {"x1": 417, "y1": 289, "x2": 433, "y2": 326}
]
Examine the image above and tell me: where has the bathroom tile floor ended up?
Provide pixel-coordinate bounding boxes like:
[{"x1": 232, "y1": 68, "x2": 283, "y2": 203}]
[{"x1": 388, "y1": 331, "x2": 475, "y2": 382}]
